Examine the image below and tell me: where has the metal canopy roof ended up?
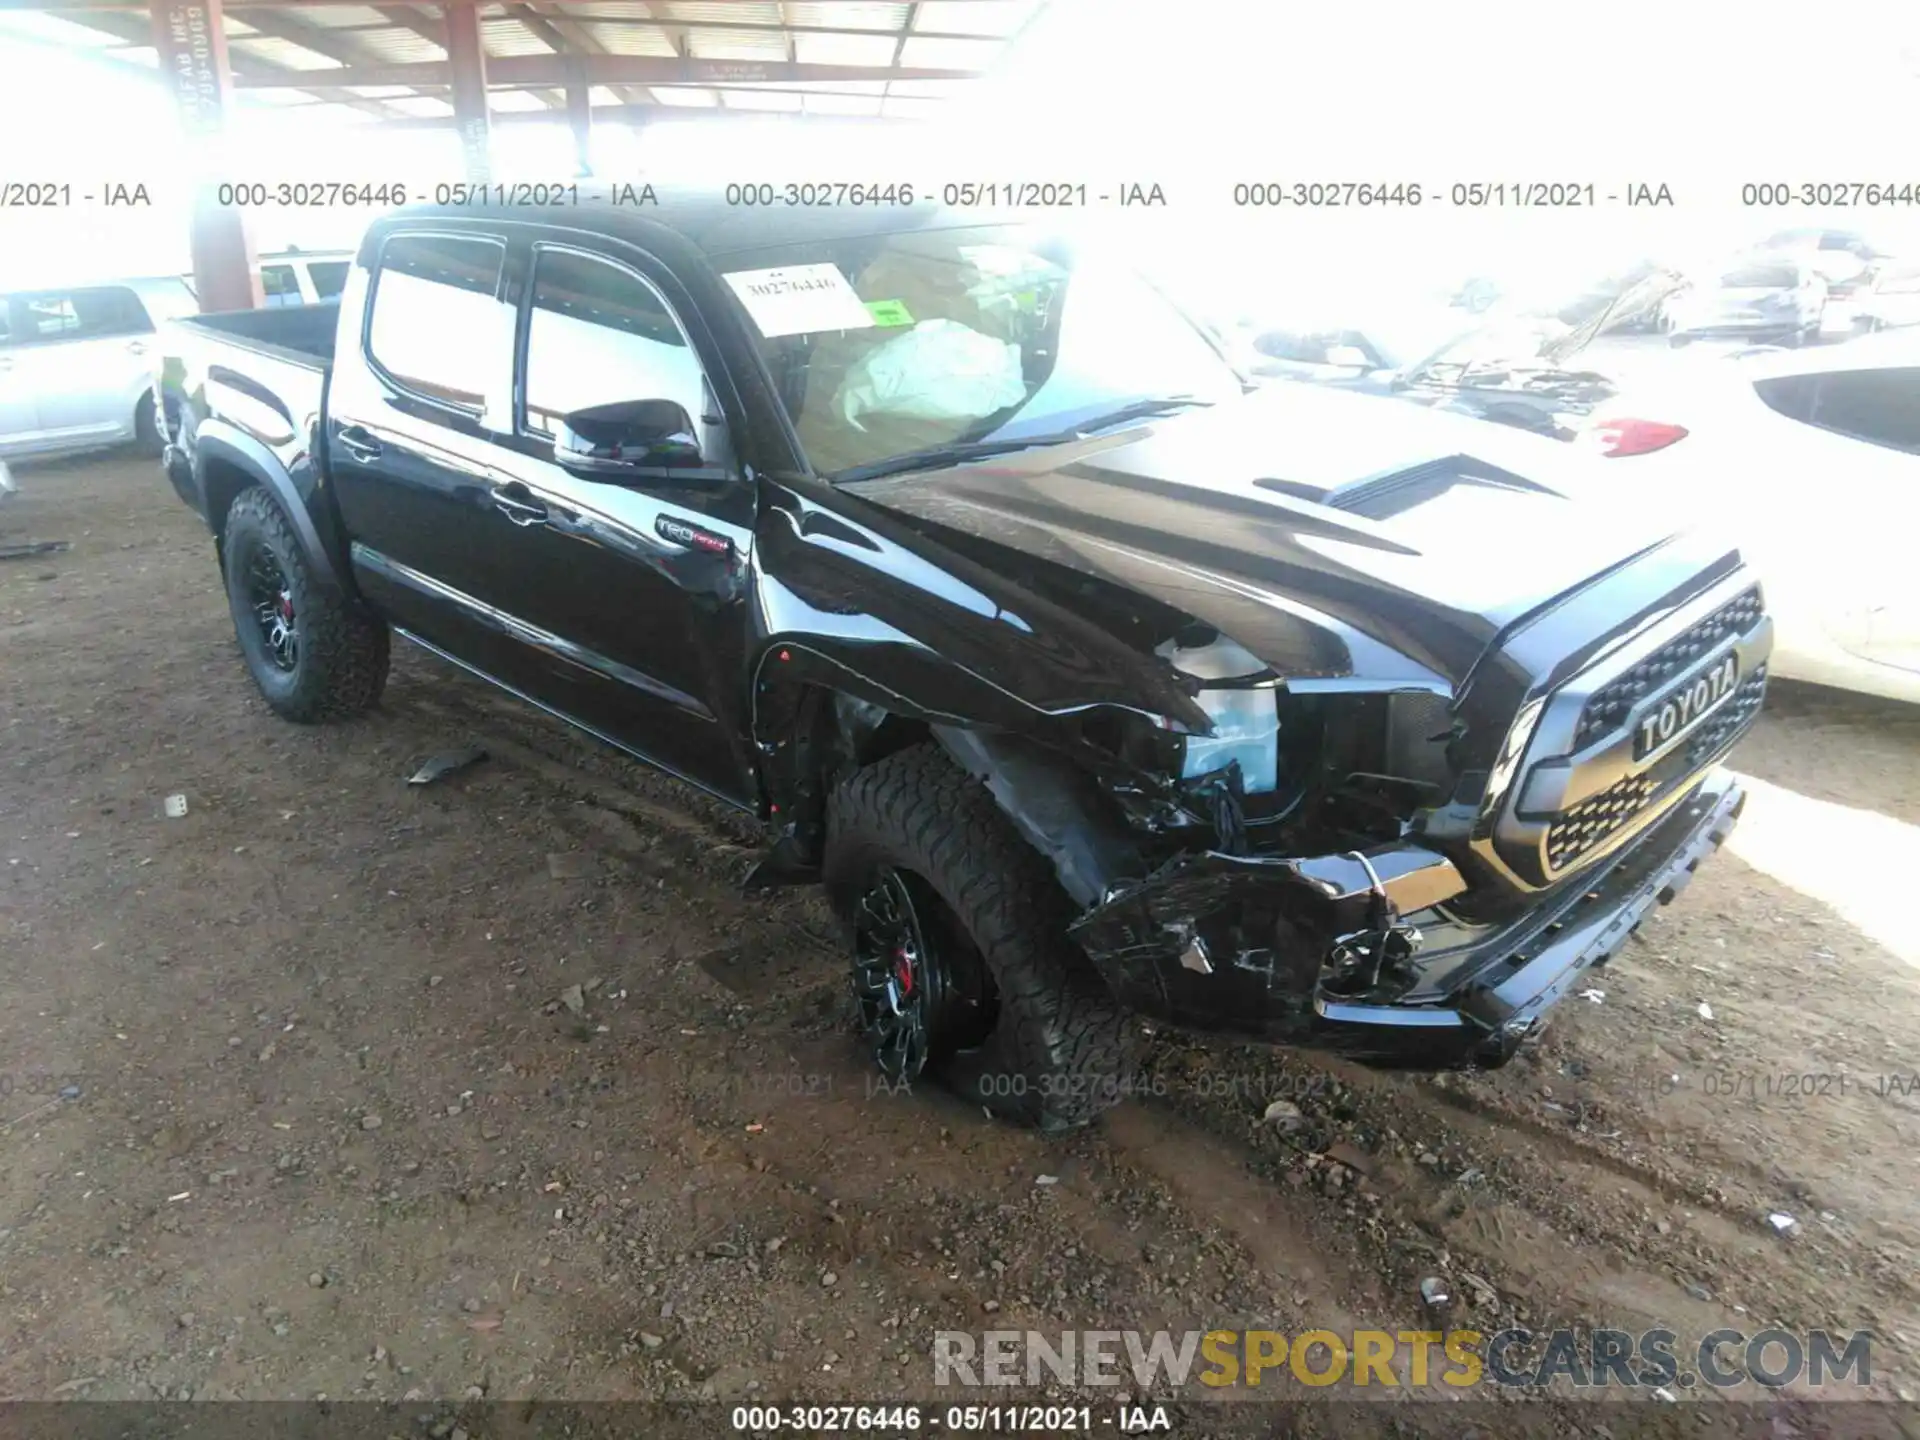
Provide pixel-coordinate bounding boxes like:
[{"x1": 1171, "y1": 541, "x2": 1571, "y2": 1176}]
[{"x1": 0, "y1": 1, "x2": 1047, "y2": 125}]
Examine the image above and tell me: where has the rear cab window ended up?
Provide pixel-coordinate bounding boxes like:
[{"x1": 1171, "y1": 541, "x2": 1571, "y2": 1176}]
[{"x1": 364, "y1": 232, "x2": 507, "y2": 414}]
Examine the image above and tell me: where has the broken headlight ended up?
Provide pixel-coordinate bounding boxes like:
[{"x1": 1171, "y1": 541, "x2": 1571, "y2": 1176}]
[{"x1": 1156, "y1": 632, "x2": 1279, "y2": 794}]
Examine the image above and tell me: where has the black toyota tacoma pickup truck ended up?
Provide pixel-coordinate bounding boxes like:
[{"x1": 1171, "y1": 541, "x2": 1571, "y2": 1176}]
[{"x1": 158, "y1": 198, "x2": 1771, "y2": 1131}]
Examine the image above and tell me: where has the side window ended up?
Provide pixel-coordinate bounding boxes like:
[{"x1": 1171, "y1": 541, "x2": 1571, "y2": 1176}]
[
  {"x1": 11, "y1": 286, "x2": 150, "y2": 343},
  {"x1": 19, "y1": 293, "x2": 81, "y2": 340},
  {"x1": 101, "y1": 286, "x2": 155, "y2": 334},
  {"x1": 522, "y1": 247, "x2": 706, "y2": 437},
  {"x1": 260, "y1": 264, "x2": 302, "y2": 307},
  {"x1": 308, "y1": 261, "x2": 350, "y2": 300},
  {"x1": 1807, "y1": 368, "x2": 1920, "y2": 454},
  {"x1": 366, "y1": 233, "x2": 505, "y2": 412}
]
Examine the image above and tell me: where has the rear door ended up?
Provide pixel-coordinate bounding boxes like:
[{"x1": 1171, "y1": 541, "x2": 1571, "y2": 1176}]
[
  {"x1": 325, "y1": 227, "x2": 525, "y2": 680},
  {"x1": 475, "y1": 237, "x2": 758, "y2": 801},
  {"x1": 3, "y1": 286, "x2": 157, "y2": 447}
]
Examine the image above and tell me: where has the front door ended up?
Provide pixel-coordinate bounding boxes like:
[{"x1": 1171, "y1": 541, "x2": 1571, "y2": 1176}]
[{"x1": 479, "y1": 240, "x2": 759, "y2": 802}]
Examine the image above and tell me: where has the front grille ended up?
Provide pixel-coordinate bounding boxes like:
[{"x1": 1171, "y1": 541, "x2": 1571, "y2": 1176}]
[
  {"x1": 1546, "y1": 664, "x2": 1769, "y2": 873},
  {"x1": 1572, "y1": 586, "x2": 1765, "y2": 750},
  {"x1": 1547, "y1": 774, "x2": 1659, "y2": 870},
  {"x1": 1682, "y1": 665, "x2": 1768, "y2": 769}
]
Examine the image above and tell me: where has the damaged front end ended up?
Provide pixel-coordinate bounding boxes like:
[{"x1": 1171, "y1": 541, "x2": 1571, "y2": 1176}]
[
  {"x1": 1066, "y1": 772, "x2": 1742, "y2": 1067},
  {"x1": 749, "y1": 449, "x2": 1767, "y2": 1073},
  {"x1": 926, "y1": 662, "x2": 1526, "y2": 1066},
  {"x1": 935, "y1": 593, "x2": 1758, "y2": 1071}
]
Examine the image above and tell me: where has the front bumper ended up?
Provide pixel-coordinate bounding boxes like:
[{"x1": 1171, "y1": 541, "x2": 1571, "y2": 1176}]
[{"x1": 1073, "y1": 768, "x2": 1746, "y2": 1069}]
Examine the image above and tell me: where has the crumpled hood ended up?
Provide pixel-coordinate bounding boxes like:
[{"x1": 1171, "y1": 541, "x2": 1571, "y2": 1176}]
[{"x1": 847, "y1": 383, "x2": 1688, "y2": 690}]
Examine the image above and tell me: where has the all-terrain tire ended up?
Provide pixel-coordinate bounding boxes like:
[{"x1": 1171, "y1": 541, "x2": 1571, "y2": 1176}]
[
  {"x1": 824, "y1": 744, "x2": 1136, "y2": 1132},
  {"x1": 222, "y1": 486, "x2": 389, "y2": 723}
]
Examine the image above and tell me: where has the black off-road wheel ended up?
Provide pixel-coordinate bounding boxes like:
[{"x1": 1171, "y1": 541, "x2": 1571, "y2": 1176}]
[
  {"x1": 222, "y1": 487, "x2": 389, "y2": 723},
  {"x1": 824, "y1": 744, "x2": 1137, "y2": 1133}
]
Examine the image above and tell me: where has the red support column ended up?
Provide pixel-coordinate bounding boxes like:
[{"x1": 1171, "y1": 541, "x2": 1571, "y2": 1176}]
[
  {"x1": 444, "y1": 1, "x2": 492, "y2": 182},
  {"x1": 150, "y1": 0, "x2": 260, "y2": 312}
]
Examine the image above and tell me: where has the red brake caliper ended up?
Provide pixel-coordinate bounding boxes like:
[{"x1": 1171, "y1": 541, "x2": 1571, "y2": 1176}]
[{"x1": 894, "y1": 946, "x2": 914, "y2": 997}]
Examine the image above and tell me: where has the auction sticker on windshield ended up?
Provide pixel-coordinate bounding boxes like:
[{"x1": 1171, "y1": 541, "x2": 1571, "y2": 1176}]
[{"x1": 723, "y1": 263, "x2": 876, "y2": 338}]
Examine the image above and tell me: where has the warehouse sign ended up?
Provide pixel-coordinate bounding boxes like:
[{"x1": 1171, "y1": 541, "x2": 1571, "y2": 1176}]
[
  {"x1": 152, "y1": 1, "x2": 231, "y2": 139},
  {"x1": 691, "y1": 60, "x2": 775, "y2": 83}
]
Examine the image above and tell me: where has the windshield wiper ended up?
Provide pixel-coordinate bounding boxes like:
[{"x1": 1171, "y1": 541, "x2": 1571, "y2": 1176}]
[
  {"x1": 833, "y1": 396, "x2": 1209, "y2": 483},
  {"x1": 1064, "y1": 395, "x2": 1211, "y2": 431},
  {"x1": 831, "y1": 438, "x2": 1060, "y2": 483}
]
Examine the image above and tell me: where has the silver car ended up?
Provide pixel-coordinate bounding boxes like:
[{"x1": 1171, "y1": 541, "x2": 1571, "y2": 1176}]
[{"x1": 0, "y1": 275, "x2": 197, "y2": 460}]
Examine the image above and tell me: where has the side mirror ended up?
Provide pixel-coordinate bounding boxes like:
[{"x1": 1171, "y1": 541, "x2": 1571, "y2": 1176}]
[{"x1": 553, "y1": 399, "x2": 705, "y2": 479}]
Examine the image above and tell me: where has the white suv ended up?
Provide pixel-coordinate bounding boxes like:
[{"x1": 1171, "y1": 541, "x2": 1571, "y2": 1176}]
[
  {"x1": 0, "y1": 276, "x2": 197, "y2": 460},
  {"x1": 1, "y1": 251, "x2": 351, "y2": 463}
]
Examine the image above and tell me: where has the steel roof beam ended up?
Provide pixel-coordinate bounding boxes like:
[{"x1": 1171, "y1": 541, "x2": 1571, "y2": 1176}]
[{"x1": 229, "y1": 56, "x2": 981, "y2": 87}]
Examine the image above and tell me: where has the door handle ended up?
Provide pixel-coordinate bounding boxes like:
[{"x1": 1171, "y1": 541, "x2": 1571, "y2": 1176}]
[
  {"x1": 492, "y1": 483, "x2": 548, "y2": 527},
  {"x1": 335, "y1": 425, "x2": 383, "y2": 462},
  {"x1": 127, "y1": 340, "x2": 148, "y2": 356}
]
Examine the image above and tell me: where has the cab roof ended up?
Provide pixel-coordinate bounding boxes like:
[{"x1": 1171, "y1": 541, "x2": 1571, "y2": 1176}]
[{"x1": 376, "y1": 186, "x2": 982, "y2": 262}]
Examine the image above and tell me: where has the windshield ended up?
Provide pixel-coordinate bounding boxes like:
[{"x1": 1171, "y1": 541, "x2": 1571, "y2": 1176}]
[{"x1": 717, "y1": 225, "x2": 1243, "y2": 476}]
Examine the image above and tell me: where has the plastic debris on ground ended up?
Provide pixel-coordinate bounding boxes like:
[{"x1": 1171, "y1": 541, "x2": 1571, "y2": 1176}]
[
  {"x1": 0, "y1": 540, "x2": 69, "y2": 561},
  {"x1": 408, "y1": 747, "x2": 490, "y2": 786}
]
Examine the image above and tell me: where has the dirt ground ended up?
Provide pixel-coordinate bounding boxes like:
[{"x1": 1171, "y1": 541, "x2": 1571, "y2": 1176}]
[{"x1": 3, "y1": 452, "x2": 1918, "y2": 1433}]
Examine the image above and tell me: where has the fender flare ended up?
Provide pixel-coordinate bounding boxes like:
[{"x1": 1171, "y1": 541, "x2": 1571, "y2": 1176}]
[
  {"x1": 194, "y1": 420, "x2": 346, "y2": 592},
  {"x1": 931, "y1": 724, "x2": 1143, "y2": 908},
  {"x1": 750, "y1": 640, "x2": 1069, "y2": 748}
]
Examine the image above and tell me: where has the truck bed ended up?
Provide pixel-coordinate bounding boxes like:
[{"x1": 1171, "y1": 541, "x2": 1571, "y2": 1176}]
[
  {"x1": 158, "y1": 301, "x2": 339, "y2": 528},
  {"x1": 180, "y1": 300, "x2": 339, "y2": 366}
]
